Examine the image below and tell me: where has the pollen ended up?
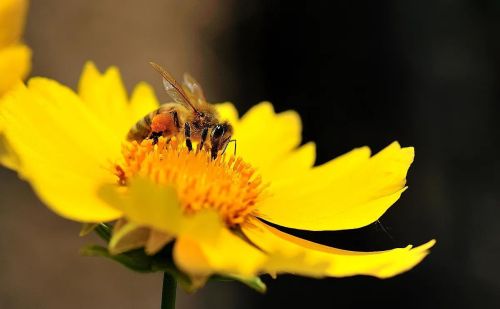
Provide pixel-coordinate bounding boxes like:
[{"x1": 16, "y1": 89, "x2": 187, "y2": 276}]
[{"x1": 116, "y1": 137, "x2": 267, "y2": 227}]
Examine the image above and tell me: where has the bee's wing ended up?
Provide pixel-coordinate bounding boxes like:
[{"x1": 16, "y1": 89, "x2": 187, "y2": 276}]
[
  {"x1": 149, "y1": 62, "x2": 198, "y2": 111},
  {"x1": 182, "y1": 73, "x2": 207, "y2": 106}
]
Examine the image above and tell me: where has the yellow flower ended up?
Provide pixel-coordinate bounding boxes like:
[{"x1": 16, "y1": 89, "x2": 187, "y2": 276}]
[
  {"x1": 0, "y1": 0, "x2": 31, "y2": 96},
  {"x1": 0, "y1": 62, "x2": 435, "y2": 287}
]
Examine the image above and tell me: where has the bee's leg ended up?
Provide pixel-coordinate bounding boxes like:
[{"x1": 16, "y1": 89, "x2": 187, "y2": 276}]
[
  {"x1": 211, "y1": 143, "x2": 219, "y2": 160},
  {"x1": 222, "y1": 139, "x2": 237, "y2": 156},
  {"x1": 149, "y1": 131, "x2": 162, "y2": 145},
  {"x1": 184, "y1": 122, "x2": 193, "y2": 151},
  {"x1": 198, "y1": 127, "x2": 208, "y2": 151},
  {"x1": 171, "y1": 111, "x2": 180, "y2": 131}
]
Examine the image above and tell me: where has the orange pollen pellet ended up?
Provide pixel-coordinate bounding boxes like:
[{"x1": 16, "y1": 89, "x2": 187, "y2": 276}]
[
  {"x1": 116, "y1": 136, "x2": 268, "y2": 227},
  {"x1": 150, "y1": 113, "x2": 172, "y2": 132}
]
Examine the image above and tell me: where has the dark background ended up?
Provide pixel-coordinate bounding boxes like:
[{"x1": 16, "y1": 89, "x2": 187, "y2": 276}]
[
  {"x1": 217, "y1": 1, "x2": 500, "y2": 308},
  {"x1": 1, "y1": 1, "x2": 499, "y2": 308}
]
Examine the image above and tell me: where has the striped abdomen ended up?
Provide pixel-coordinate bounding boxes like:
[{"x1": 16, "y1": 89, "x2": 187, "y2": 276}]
[{"x1": 127, "y1": 104, "x2": 182, "y2": 142}]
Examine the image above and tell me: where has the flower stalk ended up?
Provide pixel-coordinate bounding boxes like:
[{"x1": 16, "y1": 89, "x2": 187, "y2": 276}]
[{"x1": 161, "y1": 272, "x2": 177, "y2": 309}]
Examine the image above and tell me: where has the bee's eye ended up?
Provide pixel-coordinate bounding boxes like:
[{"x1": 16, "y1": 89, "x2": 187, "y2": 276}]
[{"x1": 212, "y1": 124, "x2": 225, "y2": 139}]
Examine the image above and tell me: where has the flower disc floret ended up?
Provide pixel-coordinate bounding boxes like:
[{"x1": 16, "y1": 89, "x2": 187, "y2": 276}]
[{"x1": 118, "y1": 136, "x2": 267, "y2": 227}]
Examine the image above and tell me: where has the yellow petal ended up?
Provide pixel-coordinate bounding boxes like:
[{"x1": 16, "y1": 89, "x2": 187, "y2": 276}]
[
  {"x1": 0, "y1": 131, "x2": 20, "y2": 170},
  {"x1": 215, "y1": 102, "x2": 239, "y2": 125},
  {"x1": 99, "y1": 178, "x2": 184, "y2": 235},
  {"x1": 0, "y1": 0, "x2": 28, "y2": 48},
  {"x1": 180, "y1": 209, "x2": 223, "y2": 243},
  {"x1": 78, "y1": 62, "x2": 131, "y2": 137},
  {"x1": 0, "y1": 80, "x2": 122, "y2": 221},
  {"x1": 243, "y1": 219, "x2": 435, "y2": 278},
  {"x1": 19, "y1": 162, "x2": 121, "y2": 222},
  {"x1": 231, "y1": 102, "x2": 303, "y2": 177},
  {"x1": 257, "y1": 142, "x2": 414, "y2": 231},
  {"x1": 17, "y1": 78, "x2": 122, "y2": 164},
  {"x1": 173, "y1": 236, "x2": 211, "y2": 276},
  {"x1": 266, "y1": 142, "x2": 316, "y2": 180},
  {"x1": 174, "y1": 228, "x2": 266, "y2": 277},
  {"x1": 98, "y1": 175, "x2": 266, "y2": 277},
  {"x1": 0, "y1": 44, "x2": 31, "y2": 95},
  {"x1": 99, "y1": 176, "x2": 225, "y2": 241}
]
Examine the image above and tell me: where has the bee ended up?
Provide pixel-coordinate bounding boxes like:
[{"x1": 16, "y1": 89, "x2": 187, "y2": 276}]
[{"x1": 127, "y1": 62, "x2": 234, "y2": 159}]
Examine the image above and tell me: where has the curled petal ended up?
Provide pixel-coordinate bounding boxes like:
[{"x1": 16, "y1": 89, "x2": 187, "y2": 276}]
[{"x1": 243, "y1": 219, "x2": 435, "y2": 278}]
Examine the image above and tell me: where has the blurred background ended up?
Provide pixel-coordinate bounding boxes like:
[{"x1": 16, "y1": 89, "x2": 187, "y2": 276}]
[{"x1": 1, "y1": 0, "x2": 499, "y2": 308}]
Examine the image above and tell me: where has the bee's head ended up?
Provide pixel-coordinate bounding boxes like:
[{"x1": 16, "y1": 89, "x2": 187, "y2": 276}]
[{"x1": 210, "y1": 122, "x2": 233, "y2": 159}]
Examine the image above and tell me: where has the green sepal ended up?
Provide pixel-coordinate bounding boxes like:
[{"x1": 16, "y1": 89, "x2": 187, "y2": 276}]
[
  {"x1": 94, "y1": 223, "x2": 112, "y2": 242},
  {"x1": 80, "y1": 245, "x2": 153, "y2": 273},
  {"x1": 83, "y1": 224, "x2": 266, "y2": 293},
  {"x1": 79, "y1": 244, "x2": 193, "y2": 290},
  {"x1": 79, "y1": 223, "x2": 99, "y2": 236},
  {"x1": 108, "y1": 222, "x2": 149, "y2": 255},
  {"x1": 211, "y1": 274, "x2": 267, "y2": 293}
]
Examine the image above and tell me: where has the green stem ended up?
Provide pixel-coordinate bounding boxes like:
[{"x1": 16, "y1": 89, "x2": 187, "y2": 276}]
[{"x1": 161, "y1": 272, "x2": 177, "y2": 309}]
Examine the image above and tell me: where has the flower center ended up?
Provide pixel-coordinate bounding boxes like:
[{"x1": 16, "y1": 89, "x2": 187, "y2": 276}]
[{"x1": 115, "y1": 137, "x2": 267, "y2": 227}]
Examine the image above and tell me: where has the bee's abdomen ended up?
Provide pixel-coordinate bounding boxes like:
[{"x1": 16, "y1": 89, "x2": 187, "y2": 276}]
[
  {"x1": 127, "y1": 111, "x2": 155, "y2": 142},
  {"x1": 126, "y1": 105, "x2": 182, "y2": 142}
]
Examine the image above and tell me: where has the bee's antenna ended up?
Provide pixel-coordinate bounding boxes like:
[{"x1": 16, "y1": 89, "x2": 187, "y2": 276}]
[{"x1": 222, "y1": 139, "x2": 237, "y2": 156}]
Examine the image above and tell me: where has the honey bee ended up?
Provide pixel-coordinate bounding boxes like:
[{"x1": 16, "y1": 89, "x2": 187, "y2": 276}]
[{"x1": 127, "y1": 62, "x2": 234, "y2": 159}]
